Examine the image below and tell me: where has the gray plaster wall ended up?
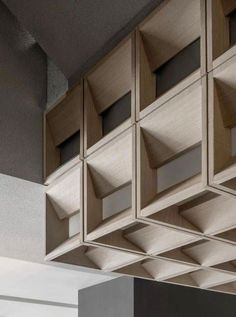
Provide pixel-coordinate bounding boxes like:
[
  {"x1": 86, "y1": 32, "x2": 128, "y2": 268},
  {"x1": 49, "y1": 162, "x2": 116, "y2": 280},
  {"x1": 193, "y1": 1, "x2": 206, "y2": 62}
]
[
  {"x1": 0, "y1": 173, "x2": 45, "y2": 262},
  {"x1": 79, "y1": 277, "x2": 134, "y2": 317},
  {"x1": 0, "y1": 1, "x2": 46, "y2": 184},
  {"x1": 47, "y1": 57, "x2": 68, "y2": 110},
  {"x1": 0, "y1": 1, "x2": 46, "y2": 262}
]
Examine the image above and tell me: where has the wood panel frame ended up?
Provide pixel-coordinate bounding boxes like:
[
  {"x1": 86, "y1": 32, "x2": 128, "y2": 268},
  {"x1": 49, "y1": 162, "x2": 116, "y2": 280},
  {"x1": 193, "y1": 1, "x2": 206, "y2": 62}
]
[
  {"x1": 136, "y1": 0, "x2": 207, "y2": 120},
  {"x1": 208, "y1": 54, "x2": 236, "y2": 195},
  {"x1": 44, "y1": 83, "x2": 83, "y2": 185},
  {"x1": 83, "y1": 33, "x2": 136, "y2": 157},
  {"x1": 207, "y1": 0, "x2": 236, "y2": 71}
]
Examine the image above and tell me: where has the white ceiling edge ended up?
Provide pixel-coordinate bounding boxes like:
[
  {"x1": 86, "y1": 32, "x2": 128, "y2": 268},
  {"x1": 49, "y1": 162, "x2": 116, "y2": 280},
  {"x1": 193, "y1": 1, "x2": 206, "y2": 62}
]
[
  {"x1": 0, "y1": 256, "x2": 117, "y2": 306},
  {"x1": 0, "y1": 299, "x2": 77, "y2": 317}
]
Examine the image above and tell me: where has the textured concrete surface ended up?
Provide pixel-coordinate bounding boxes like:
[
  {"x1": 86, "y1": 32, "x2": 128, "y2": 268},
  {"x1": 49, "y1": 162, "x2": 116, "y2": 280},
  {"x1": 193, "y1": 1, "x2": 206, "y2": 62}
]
[
  {"x1": 0, "y1": 1, "x2": 46, "y2": 183},
  {"x1": 3, "y1": 0, "x2": 163, "y2": 84}
]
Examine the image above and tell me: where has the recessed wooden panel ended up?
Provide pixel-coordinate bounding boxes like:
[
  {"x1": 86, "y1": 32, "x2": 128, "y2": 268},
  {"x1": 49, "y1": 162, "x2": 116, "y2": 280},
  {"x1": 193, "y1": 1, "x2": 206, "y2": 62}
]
[
  {"x1": 85, "y1": 247, "x2": 142, "y2": 272},
  {"x1": 46, "y1": 163, "x2": 82, "y2": 260},
  {"x1": 101, "y1": 92, "x2": 131, "y2": 136},
  {"x1": 207, "y1": 0, "x2": 236, "y2": 69},
  {"x1": 46, "y1": 85, "x2": 81, "y2": 146},
  {"x1": 86, "y1": 37, "x2": 132, "y2": 113},
  {"x1": 209, "y1": 55, "x2": 236, "y2": 194},
  {"x1": 155, "y1": 38, "x2": 200, "y2": 97},
  {"x1": 44, "y1": 84, "x2": 82, "y2": 180},
  {"x1": 87, "y1": 129, "x2": 132, "y2": 198},
  {"x1": 140, "y1": 81, "x2": 202, "y2": 168},
  {"x1": 139, "y1": 0, "x2": 201, "y2": 71}
]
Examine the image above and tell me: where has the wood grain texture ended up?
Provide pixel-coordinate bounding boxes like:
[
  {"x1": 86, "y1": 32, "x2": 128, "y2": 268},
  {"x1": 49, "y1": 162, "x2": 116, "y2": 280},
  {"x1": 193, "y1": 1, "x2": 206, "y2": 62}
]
[
  {"x1": 209, "y1": 56, "x2": 236, "y2": 191},
  {"x1": 84, "y1": 79, "x2": 103, "y2": 152},
  {"x1": 44, "y1": 0, "x2": 236, "y2": 296},
  {"x1": 84, "y1": 161, "x2": 103, "y2": 235},
  {"x1": 85, "y1": 246, "x2": 142, "y2": 271},
  {"x1": 139, "y1": 0, "x2": 201, "y2": 71},
  {"x1": 208, "y1": 0, "x2": 230, "y2": 67},
  {"x1": 124, "y1": 223, "x2": 199, "y2": 255},
  {"x1": 136, "y1": 29, "x2": 156, "y2": 114},
  {"x1": 46, "y1": 164, "x2": 81, "y2": 220},
  {"x1": 181, "y1": 193, "x2": 236, "y2": 235},
  {"x1": 87, "y1": 129, "x2": 133, "y2": 198},
  {"x1": 45, "y1": 119, "x2": 60, "y2": 178},
  {"x1": 183, "y1": 240, "x2": 236, "y2": 266},
  {"x1": 86, "y1": 37, "x2": 132, "y2": 113},
  {"x1": 142, "y1": 258, "x2": 197, "y2": 281},
  {"x1": 46, "y1": 84, "x2": 82, "y2": 146},
  {"x1": 222, "y1": 0, "x2": 236, "y2": 15},
  {"x1": 140, "y1": 80, "x2": 202, "y2": 168}
]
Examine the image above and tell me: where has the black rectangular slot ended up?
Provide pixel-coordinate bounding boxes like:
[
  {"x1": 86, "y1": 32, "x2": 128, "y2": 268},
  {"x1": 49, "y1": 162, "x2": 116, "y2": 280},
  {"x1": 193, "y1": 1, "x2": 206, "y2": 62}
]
[
  {"x1": 229, "y1": 9, "x2": 236, "y2": 46},
  {"x1": 58, "y1": 130, "x2": 80, "y2": 165},
  {"x1": 101, "y1": 92, "x2": 131, "y2": 136},
  {"x1": 155, "y1": 38, "x2": 200, "y2": 98}
]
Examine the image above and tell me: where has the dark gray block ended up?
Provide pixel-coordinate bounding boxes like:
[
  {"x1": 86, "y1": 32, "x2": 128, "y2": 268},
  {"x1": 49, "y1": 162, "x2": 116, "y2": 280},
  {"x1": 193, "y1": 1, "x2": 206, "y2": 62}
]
[
  {"x1": 155, "y1": 38, "x2": 200, "y2": 97},
  {"x1": 229, "y1": 10, "x2": 236, "y2": 46},
  {"x1": 79, "y1": 277, "x2": 236, "y2": 317},
  {"x1": 0, "y1": 1, "x2": 46, "y2": 183},
  {"x1": 101, "y1": 92, "x2": 131, "y2": 136},
  {"x1": 58, "y1": 130, "x2": 80, "y2": 165}
]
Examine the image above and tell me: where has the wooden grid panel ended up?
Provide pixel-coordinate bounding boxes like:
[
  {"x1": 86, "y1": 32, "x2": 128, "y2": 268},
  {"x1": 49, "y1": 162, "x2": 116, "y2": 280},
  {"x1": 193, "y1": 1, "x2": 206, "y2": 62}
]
[{"x1": 43, "y1": 0, "x2": 236, "y2": 296}]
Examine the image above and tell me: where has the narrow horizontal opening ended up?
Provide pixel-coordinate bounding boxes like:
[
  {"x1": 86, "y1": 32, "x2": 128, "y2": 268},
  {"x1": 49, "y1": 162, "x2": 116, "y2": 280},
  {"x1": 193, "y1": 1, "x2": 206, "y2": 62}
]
[
  {"x1": 58, "y1": 130, "x2": 80, "y2": 165},
  {"x1": 157, "y1": 146, "x2": 201, "y2": 193},
  {"x1": 102, "y1": 183, "x2": 132, "y2": 220},
  {"x1": 69, "y1": 212, "x2": 80, "y2": 238},
  {"x1": 231, "y1": 126, "x2": 236, "y2": 156},
  {"x1": 100, "y1": 92, "x2": 131, "y2": 136},
  {"x1": 229, "y1": 9, "x2": 236, "y2": 46},
  {"x1": 155, "y1": 38, "x2": 200, "y2": 97}
]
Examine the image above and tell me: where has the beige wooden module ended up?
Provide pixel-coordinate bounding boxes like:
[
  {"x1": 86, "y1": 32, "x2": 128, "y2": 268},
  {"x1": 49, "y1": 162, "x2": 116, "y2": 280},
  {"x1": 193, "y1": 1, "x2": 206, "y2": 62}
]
[
  {"x1": 115, "y1": 256, "x2": 198, "y2": 282},
  {"x1": 166, "y1": 268, "x2": 236, "y2": 292},
  {"x1": 207, "y1": 0, "x2": 236, "y2": 70},
  {"x1": 115, "y1": 254, "x2": 236, "y2": 295},
  {"x1": 47, "y1": 242, "x2": 144, "y2": 273},
  {"x1": 139, "y1": 185, "x2": 236, "y2": 244},
  {"x1": 84, "y1": 34, "x2": 135, "y2": 157},
  {"x1": 84, "y1": 127, "x2": 134, "y2": 240},
  {"x1": 44, "y1": 84, "x2": 83, "y2": 185},
  {"x1": 83, "y1": 124, "x2": 200, "y2": 256},
  {"x1": 136, "y1": 0, "x2": 206, "y2": 119},
  {"x1": 159, "y1": 238, "x2": 236, "y2": 268},
  {"x1": 208, "y1": 54, "x2": 236, "y2": 195},
  {"x1": 87, "y1": 219, "x2": 201, "y2": 257},
  {"x1": 45, "y1": 163, "x2": 83, "y2": 261},
  {"x1": 136, "y1": 78, "x2": 218, "y2": 231}
]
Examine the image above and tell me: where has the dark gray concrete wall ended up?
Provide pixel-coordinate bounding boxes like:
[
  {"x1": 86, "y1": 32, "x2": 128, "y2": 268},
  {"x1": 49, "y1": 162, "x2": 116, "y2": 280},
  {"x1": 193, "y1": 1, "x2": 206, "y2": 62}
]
[
  {"x1": 79, "y1": 277, "x2": 134, "y2": 317},
  {"x1": 134, "y1": 279, "x2": 236, "y2": 317},
  {"x1": 0, "y1": 1, "x2": 46, "y2": 183},
  {"x1": 2, "y1": 0, "x2": 163, "y2": 85}
]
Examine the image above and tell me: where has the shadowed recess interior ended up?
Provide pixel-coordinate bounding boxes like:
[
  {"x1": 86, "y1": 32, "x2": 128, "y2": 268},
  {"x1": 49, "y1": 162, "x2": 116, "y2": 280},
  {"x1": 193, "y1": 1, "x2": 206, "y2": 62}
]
[
  {"x1": 101, "y1": 92, "x2": 131, "y2": 136},
  {"x1": 155, "y1": 38, "x2": 200, "y2": 97},
  {"x1": 45, "y1": 85, "x2": 82, "y2": 178},
  {"x1": 229, "y1": 9, "x2": 236, "y2": 46}
]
